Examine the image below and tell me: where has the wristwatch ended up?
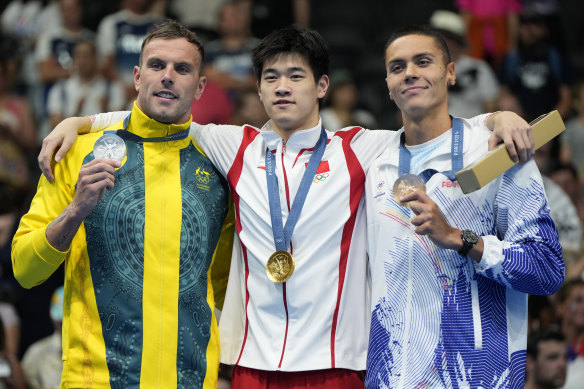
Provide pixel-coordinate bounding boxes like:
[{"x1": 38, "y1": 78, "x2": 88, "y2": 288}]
[{"x1": 458, "y1": 229, "x2": 479, "y2": 256}]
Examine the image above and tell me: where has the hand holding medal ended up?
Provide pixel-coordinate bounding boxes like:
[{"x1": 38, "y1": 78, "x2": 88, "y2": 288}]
[
  {"x1": 393, "y1": 174, "x2": 426, "y2": 207},
  {"x1": 93, "y1": 132, "x2": 126, "y2": 162}
]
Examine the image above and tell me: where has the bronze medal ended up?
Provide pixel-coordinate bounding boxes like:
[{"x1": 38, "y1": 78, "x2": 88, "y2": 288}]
[
  {"x1": 392, "y1": 173, "x2": 426, "y2": 207},
  {"x1": 266, "y1": 251, "x2": 295, "y2": 283}
]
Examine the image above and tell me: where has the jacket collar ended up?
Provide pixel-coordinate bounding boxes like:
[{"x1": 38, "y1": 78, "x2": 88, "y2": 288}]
[
  {"x1": 260, "y1": 118, "x2": 324, "y2": 154},
  {"x1": 125, "y1": 102, "x2": 192, "y2": 139}
]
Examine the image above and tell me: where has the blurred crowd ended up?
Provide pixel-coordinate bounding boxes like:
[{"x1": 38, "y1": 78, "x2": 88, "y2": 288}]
[{"x1": 0, "y1": 0, "x2": 583, "y2": 388}]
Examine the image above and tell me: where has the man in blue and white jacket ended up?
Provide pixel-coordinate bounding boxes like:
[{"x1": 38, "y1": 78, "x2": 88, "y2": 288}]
[{"x1": 365, "y1": 25, "x2": 564, "y2": 388}]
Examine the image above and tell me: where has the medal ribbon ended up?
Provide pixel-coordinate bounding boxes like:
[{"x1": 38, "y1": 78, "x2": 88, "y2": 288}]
[
  {"x1": 104, "y1": 113, "x2": 190, "y2": 143},
  {"x1": 398, "y1": 117, "x2": 464, "y2": 182},
  {"x1": 266, "y1": 127, "x2": 327, "y2": 251}
]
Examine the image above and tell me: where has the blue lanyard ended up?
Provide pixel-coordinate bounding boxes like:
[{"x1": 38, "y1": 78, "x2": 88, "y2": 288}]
[
  {"x1": 105, "y1": 113, "x2": 191, "y2": 143},
  {"x1": 266, "y1": 128, "x2": 327, "y2": 251},
  {"x1": 398, "y1": 117, "x2": 464, "y2": 182}
]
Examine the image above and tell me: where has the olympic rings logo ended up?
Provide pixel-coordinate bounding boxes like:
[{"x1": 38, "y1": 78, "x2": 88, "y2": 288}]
[
  {"x1": 197, "y1": 175, "x2": 210, "y2": 184},
  {"x1": 313, "y1": 172, "x2": 329, "y2": 183},
  {"x1": 195, "y1": 166, "x2": 211, "y2": 184}
]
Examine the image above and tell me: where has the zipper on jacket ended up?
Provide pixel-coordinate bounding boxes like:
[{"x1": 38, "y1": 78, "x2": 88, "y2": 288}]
[{"x1": 276, "y1": 147, "x2": 291, "y2": 370}]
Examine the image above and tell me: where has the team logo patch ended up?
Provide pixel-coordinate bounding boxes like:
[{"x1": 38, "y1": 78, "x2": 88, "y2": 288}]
[
  {"x1": 195, "y1": 166, "x2": 211, "y2": 191},
  {"x1": 308, "y1": 161, "x2": 330, "y2": 183},
  {"x1": 374, "y1": 179, "x2": 386, "y2": 200}
]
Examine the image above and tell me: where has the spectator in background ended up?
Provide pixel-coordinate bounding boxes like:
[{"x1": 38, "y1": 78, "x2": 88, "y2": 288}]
[
  {"x1": 21, "y1": 285, "x2": 63, "y2": 389},
  {"x1": 546, "y1": 162, "x2": 584, "y2": 273},
  {"x1": 36, "y1": 0, "x2": 93, "y2": 88},
  {"x1": 429, "y1": 10, "x2": 500, "y2": 118},
  {"x1": 1, "y1": 0, "x2": 46, "y2": 124},
  {"x1": 229, "y1": 87, "x2": 268, "y2": 128},
  {"x1": 320, "y1": 69, "x2": 377, "y2": 131},
  {"x1": 96, "y1": 0, "x2": 164, "y2": 106},
  {"x1": 204, "y1": 1, "x2": 259, "y2": 102},
  {"x1": 167, "y1": 0, "x2": 227, "y2": 42},
  {"x1": 0, "y1": 41, "x2": 36, "y2": 182},
  {"x1": 46, "y1": 40, "x2": 125, "y2": 129},
  {"x1": 247, "y1": 0, "x2": 310, "y2": 38},
  {"x1": 521, "y1": 0, "x2": 566, "y2": 52},
  {"x1": 36, "y1": 0, "x2": 64, "y2": 35},
  {"x1": 525, "y1": 327, "x2": 568, "y2": 389},
  {"x1": 560, "y1": 81, "x2": 584, "y2": 181},
  {"x1": 498, "y1": 9, "x2": 572, "y2": 122},
  {"x1": 456, "y1": 0, "x2": 522, "y2": 68},
  {"x1": 35, "y1": 0, "x2": 94, "y2": 139},
  {"x1": 0, "y1": 317, "x2": 26, "y2": 389},
  {"x1": 537, "y1": 168, "x2": 582, "y2": 266},
  {"x1": 554, "y1": 280, "x2": 584, "y2": 389},
  {"x1": 0, "y1": 280, "x2": 20, "y2": 360},
  {"x1": 548, "y1": 162, "x2": 584, "y2": 225}
]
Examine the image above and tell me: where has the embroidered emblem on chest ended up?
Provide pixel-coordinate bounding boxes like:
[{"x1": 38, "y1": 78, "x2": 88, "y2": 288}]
[
  {"x1": 374, "y1": 179, "x2": 386, "y2": 200},
  {"x1": 310, "y1": 160, "x2": 330, "y2": 183},
  {"x1": 195, "y1": 166, "x2": 211, "y2": 191}
]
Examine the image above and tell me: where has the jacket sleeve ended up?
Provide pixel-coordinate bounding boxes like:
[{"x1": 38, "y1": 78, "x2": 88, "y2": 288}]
[
  {"x1": 90, "y1": 111, "x2": 131, "y2": 132},
  {"x1": 11, "y1": 160, "x2": 76, "y2": 289},
  {"x1": 475, "y1": 161, "x2": 565, "y2": 295}
]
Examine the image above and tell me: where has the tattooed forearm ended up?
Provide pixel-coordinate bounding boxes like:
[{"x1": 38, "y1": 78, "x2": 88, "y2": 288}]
[{"x1": 46, "y1": 204, "x2": 83, "y2": 252}]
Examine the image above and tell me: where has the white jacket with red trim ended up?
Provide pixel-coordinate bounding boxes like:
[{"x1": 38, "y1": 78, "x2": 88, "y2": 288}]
[{"x1": 196, "y1": 119, "x2": 391, "y2": 371}]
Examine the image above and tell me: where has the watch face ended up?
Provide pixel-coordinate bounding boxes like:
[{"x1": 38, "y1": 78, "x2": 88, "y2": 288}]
[{"x1": 462, "y1": 229, "x2": 479, "y2": 244}]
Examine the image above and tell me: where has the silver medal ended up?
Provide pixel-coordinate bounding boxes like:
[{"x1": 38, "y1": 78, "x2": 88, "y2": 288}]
[
  {"x1": 93, "y1": 133, "x2": 126, "y2": 162},
  {"x1": 393, "y1": 174, "x2": 426, "y2": 207}
]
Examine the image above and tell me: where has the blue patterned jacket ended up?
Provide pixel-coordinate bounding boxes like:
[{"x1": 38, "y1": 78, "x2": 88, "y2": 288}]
[{"x1": 364, "y1": 118, "x2": 564, "y2": 388}]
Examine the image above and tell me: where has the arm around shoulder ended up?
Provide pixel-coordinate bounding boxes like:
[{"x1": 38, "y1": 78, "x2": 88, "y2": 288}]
[
  {"x1": 38, "y1": 116, "x2": 92, "y2": 181},
  {"x1": 39, "y1": 111, "x2": 129, "y2": 181},
  {"x1": 484, "y1": 111, "x2": 533, "y2": 163}
]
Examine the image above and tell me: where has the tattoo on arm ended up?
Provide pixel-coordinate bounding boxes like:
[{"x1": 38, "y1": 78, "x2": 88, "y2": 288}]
[{"x1": 47, "y1": 205, "x2": 81, "y2": 251}]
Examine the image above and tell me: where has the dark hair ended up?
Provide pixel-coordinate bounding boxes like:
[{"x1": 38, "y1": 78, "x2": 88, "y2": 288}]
[
  {"x1": 527, "y1": 326, "x2": 566, "y2": 358},
  {"x1": 548, "y1": 161, "x2": 579, "y2": 180},
  {"x1": 384, "y1": 25, "x2": 452, "y2": 65},
  {"x1": 252, "y1": 25, "x2": 330, "y2": 83},
  {"x1": 140, "y1": 19, "x2": 204, "y2": 69}
]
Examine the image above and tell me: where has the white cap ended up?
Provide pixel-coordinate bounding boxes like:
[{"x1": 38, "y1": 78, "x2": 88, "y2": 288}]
[{"x1": 429, "y1": 10, "x2": 467, "y2": 43}]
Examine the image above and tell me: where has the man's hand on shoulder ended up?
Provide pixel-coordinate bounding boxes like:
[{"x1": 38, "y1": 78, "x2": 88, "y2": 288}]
[
  {"x1": 486, "y1": 111, "x2": 534, "y2": 164},
  {"x1": 39, "y1": 116, "x2": 92, "y2": 182}
]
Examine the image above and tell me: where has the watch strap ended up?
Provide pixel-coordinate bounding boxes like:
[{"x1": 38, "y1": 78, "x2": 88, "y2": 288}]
[{"x1": 458, "y1": 229, "x2": 478, "y2": 256}]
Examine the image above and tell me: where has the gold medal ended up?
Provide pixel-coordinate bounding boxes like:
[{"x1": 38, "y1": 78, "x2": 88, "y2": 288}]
[
  {"x1": 266, "y1": 251, "x2": 295, "y2": 283},
  {"x1": 392, "y1": 174, "x2": 426, "y2": 207}
]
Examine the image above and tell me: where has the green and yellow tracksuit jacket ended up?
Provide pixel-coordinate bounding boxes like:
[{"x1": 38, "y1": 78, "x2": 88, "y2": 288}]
[{"x1": 12, "y1": 104, "x2": 233, "y2": 388}]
